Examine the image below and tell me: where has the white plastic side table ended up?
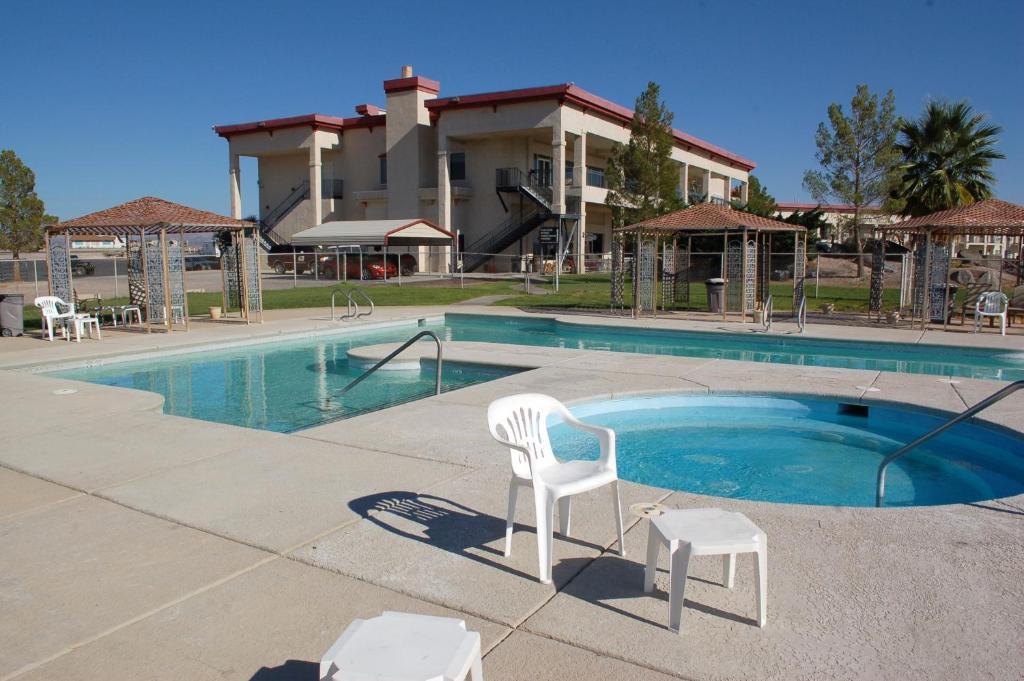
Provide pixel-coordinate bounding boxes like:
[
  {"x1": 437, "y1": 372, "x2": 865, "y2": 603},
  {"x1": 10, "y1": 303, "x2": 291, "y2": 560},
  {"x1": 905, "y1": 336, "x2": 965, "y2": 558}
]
[
  {"x1": 319, "y1": 611, "x2": 483, "y2": 681},
  {"x1": 643, "y1": 508, "x2": 767, "y2": 632}
]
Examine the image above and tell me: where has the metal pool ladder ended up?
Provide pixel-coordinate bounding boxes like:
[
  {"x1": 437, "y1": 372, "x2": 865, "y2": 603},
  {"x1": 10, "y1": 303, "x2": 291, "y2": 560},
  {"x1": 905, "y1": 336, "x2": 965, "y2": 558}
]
[
  {"x1": 334, "y1": 330, "x2": 444, "y2": 398},
  {"x1": 796, "y1": 295, "x2": 807, "y2": 333},
  {"x1": 762, "y1": 294, "x2": 774, "y2": 331},
  {"x1": 331, "y1": 286, "x2": 375, "y2": 321},
  {"x1": 875, "y1": 380, "x2": 1024, "y2": 507}
]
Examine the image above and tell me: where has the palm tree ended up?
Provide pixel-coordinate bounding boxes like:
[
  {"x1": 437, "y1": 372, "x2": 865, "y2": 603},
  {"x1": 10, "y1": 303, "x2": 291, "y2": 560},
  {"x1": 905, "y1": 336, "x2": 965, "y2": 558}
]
[{"x1": 893, "y1": 100, "x2": 1004, "y2": 216}]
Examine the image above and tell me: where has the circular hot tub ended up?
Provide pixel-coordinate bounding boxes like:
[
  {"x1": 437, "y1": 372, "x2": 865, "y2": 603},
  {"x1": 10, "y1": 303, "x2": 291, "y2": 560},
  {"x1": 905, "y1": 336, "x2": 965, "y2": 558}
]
[{"x1": 547, "y1": 394, "x2": 1024, "y2": 507}]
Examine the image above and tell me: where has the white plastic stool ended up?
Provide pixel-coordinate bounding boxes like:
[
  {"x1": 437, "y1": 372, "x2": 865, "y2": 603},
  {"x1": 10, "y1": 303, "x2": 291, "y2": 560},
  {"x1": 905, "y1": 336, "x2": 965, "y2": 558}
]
[
  {"x1": 68, "y1": 314, "x2": 101, "y2": 342},
  {"x1": 644, "y1": 508, "x2": 767, "y2": 632},
  {"x1": 121, "y1": 305, "x2": 142, "y2": 326},
  {"x1": 319, "y1": 611, "x2": 483, "y2": 681}
]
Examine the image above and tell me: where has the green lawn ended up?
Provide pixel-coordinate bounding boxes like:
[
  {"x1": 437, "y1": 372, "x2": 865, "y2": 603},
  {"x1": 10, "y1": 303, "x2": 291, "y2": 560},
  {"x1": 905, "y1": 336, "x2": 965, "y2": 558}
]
[{"x1": 20, "y1": 275, "x2": 901, "y2": 330}]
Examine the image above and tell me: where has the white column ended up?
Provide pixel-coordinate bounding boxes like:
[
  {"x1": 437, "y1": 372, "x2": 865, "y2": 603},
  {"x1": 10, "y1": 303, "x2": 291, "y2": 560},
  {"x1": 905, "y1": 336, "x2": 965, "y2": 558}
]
[
  {"x1": 740, "y1": 180, "x2": 749, "y2": 205},
  {"x1": 723, "y1": 175, "x2": 732, "y2": 204},
  {"x1": 573, "y1": 133, "x2": 586, "y2": 273},
  {"x1": 552, "y1": 125, "x2": 566, "y2": 215},
  {"x1": 701, "y1": 170, "x2": 710, "y2": 202},
  {"x1": 680, "y1": 163, "x2": 689, "y2": 204},
  {"x1": 309, "y1": 143, "x2": 323, "y2": 225},
  {"x1": 229, "y1": 153, "x2": 242, "y2": 219},
  {"x1": 437, "y1": 138, "x2": 452, "y2": 274}
]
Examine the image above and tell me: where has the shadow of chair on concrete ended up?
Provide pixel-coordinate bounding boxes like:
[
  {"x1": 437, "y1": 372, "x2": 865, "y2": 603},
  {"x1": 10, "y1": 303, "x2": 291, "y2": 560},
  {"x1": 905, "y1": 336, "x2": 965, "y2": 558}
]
[
  {"x1": 249, "y1": 659, "x2": 318, "y2": 681},
  {"x1": 348, "y1": 490, "x2": 606, "y2": 585}
]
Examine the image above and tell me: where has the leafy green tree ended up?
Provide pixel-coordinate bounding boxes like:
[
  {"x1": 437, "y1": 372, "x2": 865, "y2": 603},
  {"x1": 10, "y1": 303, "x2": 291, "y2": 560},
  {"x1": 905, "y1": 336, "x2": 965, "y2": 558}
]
[
  {"x1": 803, "y1": 85, "x2": 901, "y2": 275},
  {"x1": 1, "y1": 150, "x2": 55, "y2": 262},
  {"x1": 734, "y1": 175, "x2": 777, "y2": 216},
  {"x1": 892, "y1": 100, "x2": 1004, "y2": 216},
  {"x1": 606, "y1": 82, "x2": 683, "y2": 227}
]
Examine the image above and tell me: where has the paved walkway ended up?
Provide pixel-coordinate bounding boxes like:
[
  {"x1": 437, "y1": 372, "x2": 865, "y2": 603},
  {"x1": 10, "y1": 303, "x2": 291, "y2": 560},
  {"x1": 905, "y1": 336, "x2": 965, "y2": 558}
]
[{"x1": 1, "y1": 307, "x2": 1022, "y2": 680}]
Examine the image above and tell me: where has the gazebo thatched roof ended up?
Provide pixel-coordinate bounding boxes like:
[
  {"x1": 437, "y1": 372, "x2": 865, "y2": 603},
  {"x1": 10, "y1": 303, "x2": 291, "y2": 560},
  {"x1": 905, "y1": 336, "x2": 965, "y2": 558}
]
[
  {"x1": 878, "y1": 198, "x2": 1024, "y2": 237},
  {"x1": 48, "y1": 196, "x2": 254, "y2": 235},
  {"x1": 615, "y1": 202, "x2": 805, "y2": 235}
]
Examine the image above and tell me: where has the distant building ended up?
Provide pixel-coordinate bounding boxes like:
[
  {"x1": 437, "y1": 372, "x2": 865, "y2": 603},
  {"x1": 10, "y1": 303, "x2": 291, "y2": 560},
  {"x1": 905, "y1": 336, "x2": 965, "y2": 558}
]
[
  {"x1": 774, "y1": 203, "x2": 900, "y2": 244},
  {"x1": 69, "y1": 235, "x2": 124, "y2": 251},
  {"x1": 214, "y1": 66, "x2": 755, "y2": 272}
]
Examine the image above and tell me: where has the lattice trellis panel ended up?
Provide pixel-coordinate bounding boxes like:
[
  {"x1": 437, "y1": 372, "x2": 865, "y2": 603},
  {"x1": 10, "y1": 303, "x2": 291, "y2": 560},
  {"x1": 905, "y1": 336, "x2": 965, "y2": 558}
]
[
  {"x1": 911, "y1": 245, "x2": 926, "y2": 319},
  {"x1": 145, "y1": 239, "x2": 166, "y2": 324},
  {"x1": 610, "y1": 236, "x2": 624, "y2": 309},
  {"x1": 744, "y1": 239, "x2": 757, "y2": 313},
  {"x1": 726, "y1": 240, "x2": 742, "y2": 312},
  {"x1": 168, "y1": 240, "x2": 186, "y2": 316},
  {"x1": 244, "y1": 233, "x2": 262, "y2": 315},
  {"x1": 637, "y1": 238, "x2": 656, "y2": 313},
  {"x1": 928, "y1": 245, "x2": 951, "y2": 322},
  {"x1": 869, "y1": 239, "x2": 886, "y2": 314},
  {"x1": 127, "y1": 237, "x2": 145, "y2": 308},
  {"x1": 222, "y1": 240, "x2": 242, "y2": 310},
  {"x1": 48, "y1": 235, "x2": 72, "y2": 303},
  {"x1": 661, "y1": 241, "x2": 675, "y2": 309},
  {"x1": 792, "y1": 236, "x2": 807, "y2": 309}
]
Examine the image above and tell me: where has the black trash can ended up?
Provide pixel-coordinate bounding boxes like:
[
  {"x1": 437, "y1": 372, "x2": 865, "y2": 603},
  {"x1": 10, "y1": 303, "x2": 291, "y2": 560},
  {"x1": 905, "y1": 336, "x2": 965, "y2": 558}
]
[
  {"x1": 0, "y1": 293, "x2": 25, "y2": 337},
  {"x1": 705, "y1": 278, "x2": 726, "y2": 313}
]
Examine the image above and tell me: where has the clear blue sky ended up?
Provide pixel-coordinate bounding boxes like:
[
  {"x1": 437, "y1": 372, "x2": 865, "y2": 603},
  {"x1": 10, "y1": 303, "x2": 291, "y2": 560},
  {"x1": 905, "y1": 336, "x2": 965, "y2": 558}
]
[{"x1": 3, "y1": 0, "x2": 1021, "y2": 221}]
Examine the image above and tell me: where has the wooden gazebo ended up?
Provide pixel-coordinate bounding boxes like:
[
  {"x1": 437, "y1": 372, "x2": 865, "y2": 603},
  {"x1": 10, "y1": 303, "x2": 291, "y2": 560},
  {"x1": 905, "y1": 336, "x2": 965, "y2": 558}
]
[
  {"x1": 46, "y1": 197, "x2": 261, "y2": 331},
  {"x1": 876, "y1": 199, "x2": 1024, "y2": 329},
  {"x1": 613, "y1": 203, "x2": 807, "y2": 320}
]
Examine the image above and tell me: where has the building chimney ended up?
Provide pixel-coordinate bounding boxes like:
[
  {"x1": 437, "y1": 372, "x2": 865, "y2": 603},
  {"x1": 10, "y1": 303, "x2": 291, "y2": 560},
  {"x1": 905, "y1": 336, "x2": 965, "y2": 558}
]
[{"x1": 401, "y1": 65, "x2": 413, "y2": 77}]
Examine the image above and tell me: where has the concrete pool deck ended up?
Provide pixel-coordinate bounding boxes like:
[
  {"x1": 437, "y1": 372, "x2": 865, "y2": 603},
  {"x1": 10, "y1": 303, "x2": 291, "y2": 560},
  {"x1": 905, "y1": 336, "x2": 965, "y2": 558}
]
[{"x1": 1, "y1": 306, "x2": 1022, "y2": 680}]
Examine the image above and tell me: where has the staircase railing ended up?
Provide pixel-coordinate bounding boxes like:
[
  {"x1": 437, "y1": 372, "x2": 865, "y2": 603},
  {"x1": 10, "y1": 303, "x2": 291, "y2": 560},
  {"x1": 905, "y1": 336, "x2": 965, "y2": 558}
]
[
  {"x1": 261, "y1": 180, "x2": 310, "y2": 237},
  {"x1": 462, "y1": 204, "x2": 549, "y2": 272},
  {"x1": 334, "y1": 330, "x2": 443, "y2": 398},
  {"x1": 495, "y1": 167, "x2": 553, "y2": 210},
  {"x1": 875, "y1": 380, "x2": 1024, "y2": 506}
]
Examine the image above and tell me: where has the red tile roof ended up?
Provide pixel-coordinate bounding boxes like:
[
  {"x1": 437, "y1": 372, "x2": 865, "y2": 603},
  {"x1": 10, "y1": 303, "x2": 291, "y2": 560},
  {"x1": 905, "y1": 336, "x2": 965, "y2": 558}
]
[
  {"x1": 213, "y1": 113, "x2": 385, "y2": 138},
  {"x1": 616, "y1": 202, "x2": 804, "y2": 234},
  {"x1": 426, "y1": 83, "x2": 755, "y2": 171},
  {"x1": 880, "y1": 199, "x2": 1024, "y2": 236},
  {"x1": 51, "y1": 197, "x2": 253, "y2": 234}
]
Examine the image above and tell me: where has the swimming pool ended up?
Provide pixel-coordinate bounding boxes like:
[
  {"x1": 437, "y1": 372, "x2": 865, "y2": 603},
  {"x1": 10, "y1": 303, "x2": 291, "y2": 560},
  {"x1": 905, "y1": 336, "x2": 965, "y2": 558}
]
[
  {"x1": 52, "y1": 313, "x2": 1024, "y2": 433},
  {"x1": 443, "y1": 314, "x2": 1024, "y2": 381},
  {"x1": 54, "y1": 323, "x2": 520, "y2": 432},
  {"x1": 547, "y1": 394, "x2": 1024, "y2": 507}
]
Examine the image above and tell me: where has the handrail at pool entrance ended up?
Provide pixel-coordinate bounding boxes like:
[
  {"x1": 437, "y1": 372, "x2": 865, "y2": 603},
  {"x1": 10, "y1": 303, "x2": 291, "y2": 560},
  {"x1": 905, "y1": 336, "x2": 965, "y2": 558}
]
[
  {"x1": 762, "y1": 294, "x2": 773, "y2": 331},
  {"x1": 334, "y1": 330, "x2": 444, "y2": 398},
  {"x1": 797, "y1": 295, "x2": 807, "y2": 333},
  {"x1": 331, "y1": 286, "x2": 375, "y2": 321},
  {"x1": 875, "y1": 380, "x2": 1024, "y2": 507}
]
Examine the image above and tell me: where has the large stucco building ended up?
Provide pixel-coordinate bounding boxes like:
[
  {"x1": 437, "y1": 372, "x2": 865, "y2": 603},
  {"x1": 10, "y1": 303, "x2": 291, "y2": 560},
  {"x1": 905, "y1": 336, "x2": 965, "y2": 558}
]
[{"x1": 214, "y1": 67, "x2": 755, "y2": 272}]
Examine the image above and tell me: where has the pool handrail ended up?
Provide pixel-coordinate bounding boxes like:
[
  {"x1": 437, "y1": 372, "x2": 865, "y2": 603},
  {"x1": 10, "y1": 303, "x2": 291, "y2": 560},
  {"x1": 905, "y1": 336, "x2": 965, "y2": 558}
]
[
  {"x1": 796, "y1": 295, "x2": 807, "y2": 333},
  {"x1": 875, "y1": 379, "x2": 1024, "y2": 507},
  {"x1": 763, "y1": 295, "x2": 773, "y2": 331},
  {"x1": 331, "y1": 286, "x2": 375, "y2": 321},
  {"x1": 334, "y1": 330, "x2": 443, "y2": 398}
]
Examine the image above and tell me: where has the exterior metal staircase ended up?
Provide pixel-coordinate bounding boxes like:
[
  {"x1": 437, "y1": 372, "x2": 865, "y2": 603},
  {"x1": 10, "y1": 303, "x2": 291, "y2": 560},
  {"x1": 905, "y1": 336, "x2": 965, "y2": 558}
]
[
  {"x1": 257, "y1": 179, "x2": 343, "y2": 250},
  {"x1": 461, "y1": 168, "x2": 557, "y2": 272}
]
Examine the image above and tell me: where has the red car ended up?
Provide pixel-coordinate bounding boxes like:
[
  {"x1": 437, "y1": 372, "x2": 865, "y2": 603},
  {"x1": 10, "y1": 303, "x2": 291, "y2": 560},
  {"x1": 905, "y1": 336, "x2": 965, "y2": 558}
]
[{"x1": 268, "y1": 249, "x2": 417, "y2": 279}]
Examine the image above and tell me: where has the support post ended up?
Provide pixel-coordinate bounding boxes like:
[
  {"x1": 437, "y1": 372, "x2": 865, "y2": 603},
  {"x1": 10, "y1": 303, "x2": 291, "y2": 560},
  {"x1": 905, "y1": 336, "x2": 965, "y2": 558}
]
[
  {"x1": 140, "y1": 228, "x2": 151, "y2": 333},
  {"x1": 741, "y1": 228, "x2": 748, "y2": 321},
  {"x1": 181, "y1": 227, "x2": 190, "y2": 332},
  {"x1": 229, "y1": 153, "x2": 242, "y2": 219},
  {"x1": 239, "y1": 231, "x2": 250, "y2": 325},
  {"x1": 160, "y1": 229, "x2": 173, "y2": 334},
  {"x1": 43, "y1": 231, "x2": 52, "y2": 296},
  {"x1": 921, "y1": 232, "x2": 932, "y2": 330}
]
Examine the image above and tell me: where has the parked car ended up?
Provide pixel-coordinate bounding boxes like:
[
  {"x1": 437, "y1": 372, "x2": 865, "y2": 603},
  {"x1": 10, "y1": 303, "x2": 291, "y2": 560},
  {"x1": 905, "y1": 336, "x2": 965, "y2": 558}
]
[
  {"x1": 320, "y1": 254, "x2": 399, "y2": 280},
  {"x1": 69, "y1": 255, "x2": 95, "y2": 277},
  {"x1": 185, "y1": 255, "x2": 220, "y2": 271},
  {"x1": 267, "y1": 246, "x2": 318, "y2": 275}
]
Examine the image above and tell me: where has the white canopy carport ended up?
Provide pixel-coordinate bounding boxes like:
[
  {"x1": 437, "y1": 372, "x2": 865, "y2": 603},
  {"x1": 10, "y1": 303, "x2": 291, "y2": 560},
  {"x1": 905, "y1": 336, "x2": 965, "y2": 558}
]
[{"x1": 290, "y1": 219, "x2": 454, "y2": 247}]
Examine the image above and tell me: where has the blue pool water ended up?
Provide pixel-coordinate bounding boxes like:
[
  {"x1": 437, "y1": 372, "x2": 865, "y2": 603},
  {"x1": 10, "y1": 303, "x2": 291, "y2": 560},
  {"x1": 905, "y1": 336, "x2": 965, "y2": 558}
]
[
  {"x1": 55, "y1": 323, "x2": 520, "y2": 432},
  {"x1": 442, "y1": 314, "x2": 1024, "y2": 381},
  {"x1": 53, "y1": 313, "x2": 1024, "y2": 434},
  {"x1": 548, "y1": 394, "x2": 1024, "y2": 507}
]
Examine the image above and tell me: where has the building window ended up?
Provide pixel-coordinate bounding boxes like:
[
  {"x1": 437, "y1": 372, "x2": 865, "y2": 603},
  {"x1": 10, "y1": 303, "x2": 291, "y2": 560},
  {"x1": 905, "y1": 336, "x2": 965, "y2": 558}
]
[
  {"x1": 586, "y1": 166, "x2": 606, "y2": 188},
  {"x1": 449, "y1": 152, "x2": 466, "y2": 182},
  {"x1": 378, "y1": 156, "x2": 387, "y2": 186}
]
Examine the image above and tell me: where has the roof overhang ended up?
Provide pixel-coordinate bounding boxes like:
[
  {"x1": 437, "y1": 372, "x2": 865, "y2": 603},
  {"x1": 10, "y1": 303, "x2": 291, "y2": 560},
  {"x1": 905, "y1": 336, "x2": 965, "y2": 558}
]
[{"x1": 289, "y1": 219, "x2": 455, "y2": 247}]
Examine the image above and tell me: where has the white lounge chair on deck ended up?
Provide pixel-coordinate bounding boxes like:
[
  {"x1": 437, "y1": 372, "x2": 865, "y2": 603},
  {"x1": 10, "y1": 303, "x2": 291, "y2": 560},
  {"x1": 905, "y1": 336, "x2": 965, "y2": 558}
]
[
  {"x1": 34, "y1": 296, "x2": 74, "y2": 341},
  {"x1": 974, "y1": 292, "x2": 1008, "y2": 335},
  {"x1": 488, "y1": 393, "x2": 625, "y2": 584}
]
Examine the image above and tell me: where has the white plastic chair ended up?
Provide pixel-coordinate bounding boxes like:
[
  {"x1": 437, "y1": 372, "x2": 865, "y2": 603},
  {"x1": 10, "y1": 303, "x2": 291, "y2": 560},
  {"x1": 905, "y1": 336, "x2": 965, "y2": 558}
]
[
  {"x1": 487, "y1": 393, "x2": 625, "y2": 584},
  {"x1": 33, "y1": 296, "x2": 74, "y2": 341},
  {"x1": 974, "y1": 291, "x2": 1008, "y2": 335}
]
